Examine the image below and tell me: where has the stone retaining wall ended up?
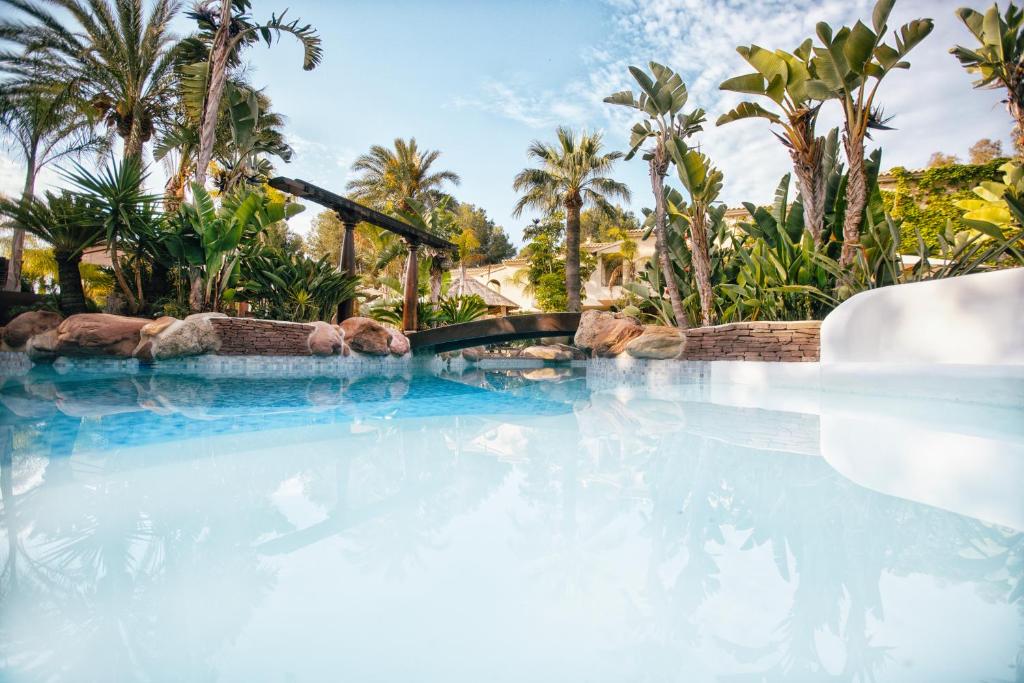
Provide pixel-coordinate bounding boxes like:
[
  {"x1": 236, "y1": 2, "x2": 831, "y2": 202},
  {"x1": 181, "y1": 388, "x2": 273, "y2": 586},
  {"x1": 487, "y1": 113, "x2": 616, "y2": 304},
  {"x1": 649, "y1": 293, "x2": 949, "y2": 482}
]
[
  {"x1": 210, "y1": 317, "x2": 315, "y2": 356},
  {"x1": 682, "y1": 321, "x2": 820, "y2": 362}
]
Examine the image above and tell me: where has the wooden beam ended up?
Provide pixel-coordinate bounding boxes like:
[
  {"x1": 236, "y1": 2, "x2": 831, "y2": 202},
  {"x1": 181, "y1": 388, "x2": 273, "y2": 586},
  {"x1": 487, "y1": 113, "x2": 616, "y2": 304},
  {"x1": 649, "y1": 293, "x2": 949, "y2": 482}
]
[{"x1": 269, "y1": 176, "x2": 456, "y2": 251}]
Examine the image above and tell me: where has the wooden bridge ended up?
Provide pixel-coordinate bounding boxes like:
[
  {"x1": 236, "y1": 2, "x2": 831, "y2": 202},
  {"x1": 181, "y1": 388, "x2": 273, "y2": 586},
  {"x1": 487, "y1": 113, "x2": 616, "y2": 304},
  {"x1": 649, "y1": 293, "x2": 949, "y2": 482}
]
[{"x1": 407, "y1": 313, "x2": 581, "y2": 353}]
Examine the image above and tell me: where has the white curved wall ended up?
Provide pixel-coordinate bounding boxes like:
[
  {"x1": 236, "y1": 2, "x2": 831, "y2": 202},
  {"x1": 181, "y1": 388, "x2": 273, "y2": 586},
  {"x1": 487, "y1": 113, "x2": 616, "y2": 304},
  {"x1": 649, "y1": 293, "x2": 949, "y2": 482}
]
[{"x1": 820, "y1": 267, "x2": 1024, "y2": 365}]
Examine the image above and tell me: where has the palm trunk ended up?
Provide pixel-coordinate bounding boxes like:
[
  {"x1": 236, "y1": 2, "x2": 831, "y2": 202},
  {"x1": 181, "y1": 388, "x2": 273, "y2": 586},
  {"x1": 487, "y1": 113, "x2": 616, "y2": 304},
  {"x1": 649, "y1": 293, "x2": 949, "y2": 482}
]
[
  {"x1": 55, "y1": 251, "x2": 88, "y2": 315},
  {"x1": 841, "y1": 130, "x2": 867, "y2": 267},
  {"x1": 791, "y1": 134, "x2": 825, "y2": 248},
  {"x1": 109, "y1": 243, "x2": 139, "y2": 312},
  {"x1": 650, "y1": 160, "x2": 688, "y2": 328},
  {"x1": 123, "y1": 111, "x2": 145, "y2": 161},
  {"x1": 5, "y1": 156, "x2": 36, "y2": 292},
  {"x1": 688, "y1": 209, "x2": 715, "y2": 327},
  {"x1": 429, "y1": 255, "x2": 442, "y2": 303},
  {"x1": 189, "y1": 269, "x2": 204, "y2": 313},
  {"x1": 564, "y1": 200, "x2": 582, "y2": 313},
  {"x1": 1009, "y1": 97, "x2": 1024, "y2": 159},
  {"x1": 194, "y1": 3, "x2": 235, "y2": 188}
]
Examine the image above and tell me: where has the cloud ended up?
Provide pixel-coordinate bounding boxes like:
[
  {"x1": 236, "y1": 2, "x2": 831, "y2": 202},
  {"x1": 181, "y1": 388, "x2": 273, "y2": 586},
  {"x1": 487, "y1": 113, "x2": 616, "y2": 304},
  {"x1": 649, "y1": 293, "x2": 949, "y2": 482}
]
[{"x1": 451, "y1": 80, "x2": 592, "y2": 129}]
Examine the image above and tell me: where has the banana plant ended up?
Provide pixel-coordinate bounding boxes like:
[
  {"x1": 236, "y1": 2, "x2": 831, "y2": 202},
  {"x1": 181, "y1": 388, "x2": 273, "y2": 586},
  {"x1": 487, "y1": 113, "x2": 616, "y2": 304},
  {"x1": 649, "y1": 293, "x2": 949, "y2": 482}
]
[
  {"x1": 951, "y1": 3, "x2": 1024, "y2": 155},
  {"x1": 604, "y1": 62, "x2": 705, "y2": 328},
  {"x1": 805, "y1": 0, "x2": 933, "y2": 265},
  {"x1": 718, "y1": 40, "x2": 831, "y2": 247},
  {"x1": 667, "y1": 137, "x2": 725, "y2": 326},
  {"x1": 164, "y1": 184, "x2": 261, "y2": 312}
]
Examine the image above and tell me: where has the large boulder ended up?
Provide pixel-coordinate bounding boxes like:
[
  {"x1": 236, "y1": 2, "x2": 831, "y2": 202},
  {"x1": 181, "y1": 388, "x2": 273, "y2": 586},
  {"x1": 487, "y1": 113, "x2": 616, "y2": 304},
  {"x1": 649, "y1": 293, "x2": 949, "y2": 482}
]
[
  {"x1": 386, "y1": 327, "x2": 411, "y2": 356},
  {"x1": 4, "y1": 310, "x2": 62, "y2": 350},
  {"x1": 574, "y1": 310, "x2": 643, "y2": 357},
  {"x1": 520, "y1": 343, "x2": 583, "y2": 362},
  {"x1": 25, "y1": 328, "x2": 60, "y2": 362},
  {"x1": 54, "y1": 313, "x2": 151, "y2": 358},
  {"x1": 307, "y1": 321, "x2": 345, "y2": 356},
  {"x1": 462, "y1": 346, "x2": 484, "y2": 363},
  {"x1": 339, "y1": 317, "x2": 391, "y2": 356},
  {"x1": 134, "y1": 312, "x2": 224, "y2": 361},
  {"x1": 626, "y1": 325, "x2": 685, "y2": 360}
]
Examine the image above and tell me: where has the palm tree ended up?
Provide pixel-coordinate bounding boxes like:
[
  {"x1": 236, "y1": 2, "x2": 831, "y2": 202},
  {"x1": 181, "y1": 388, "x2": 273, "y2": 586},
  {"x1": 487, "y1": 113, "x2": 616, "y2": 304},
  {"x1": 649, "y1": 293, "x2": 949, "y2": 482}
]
[
  {"x1": 952, "y1": 3, "x2": 1024, "y2": 156},
  {"x1": 512, "y1": 127, "x2": 630, "y2": 313},
  {"x1": 669, "y1": 138, "x2": 724, "y2": 327},
  {"x1": 0, "y1": 191, "x2": 105, "y2": 314},
  {"x1": 187, "y1": 0, "x2": 322, "y2": 187},
  {"x1": 718, "y1": 41, "x2": 830, "y2": 247},
  {"x1": 806, "y1": 0, "x2": 933, "y2": 265},
  {"x1": 0, "y1": 0, "x2": 183, "y2": 160},
  {"x1": 0, "y1": 84, "x2": 99, "y2": 291},
  {"x1": 347, "y1": 137, "x2": 461, "y2": 213},
  {"x1": 604, "y1": 63, "x2": 704, "y2": 326},
  {"x1": 605, "y1": 225, "x2": 638, "y2": 291}
]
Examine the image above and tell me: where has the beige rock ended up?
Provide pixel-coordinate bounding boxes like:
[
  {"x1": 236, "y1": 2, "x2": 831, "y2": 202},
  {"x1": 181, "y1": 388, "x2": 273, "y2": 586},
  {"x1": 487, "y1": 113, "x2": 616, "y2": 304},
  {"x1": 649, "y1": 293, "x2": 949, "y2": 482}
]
[
  {"x1": 462, "y1": 346, "x2": 484, "y2": 362},
  {"x1": 626, "y1": 326, "x2": 685, "y2": 360},
  {"x1": 592, "y1": 319, "x2": 644, "y2": 358},
  {"x1": 339, "y1": 317, "x2": 391, "y2": 356},
  {"x1": 134, "y1": 312, "x2": 223, "y2": 361},
  {"x1": 4, "y1": 310, "x2": 62, "y2": 350},
  {"x1": 55, "y1": 314, "x2": 150, "y2": 358},
  {"x1": 308, "y1": 321, "x2": 344, "y2": 356},
  {"x1": 574, "y1": 310, "x2": 642, "y2": 357},
  {"x1": 25, "y1": 328, "x2": 59, "y2": 361},
  {"x1": 386, "y1": 327, "x2": 411, "y2": 356},
  {"x1": 521, "y1": 344, "x2": 575, "y2": 361}
]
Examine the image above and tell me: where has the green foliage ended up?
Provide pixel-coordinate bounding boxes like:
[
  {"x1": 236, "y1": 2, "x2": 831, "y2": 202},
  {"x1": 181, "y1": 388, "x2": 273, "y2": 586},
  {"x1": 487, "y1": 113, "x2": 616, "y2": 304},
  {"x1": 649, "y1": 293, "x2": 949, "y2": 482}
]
[
  {"x1": 534, "y1": 273, "x2": 568, "y2": 312},
  {"x1": 436, "y1": 294, "x2": 488, "y2": 324},
  {"x1": 883, "y1": 159, "x2": 1008, "y2": 253},
  {"x1": 366, "y1": 294, "x2": 485, "y2": 329},
  {"x1": 236, "y1": 248, "x2": 358, "y2": 322}
]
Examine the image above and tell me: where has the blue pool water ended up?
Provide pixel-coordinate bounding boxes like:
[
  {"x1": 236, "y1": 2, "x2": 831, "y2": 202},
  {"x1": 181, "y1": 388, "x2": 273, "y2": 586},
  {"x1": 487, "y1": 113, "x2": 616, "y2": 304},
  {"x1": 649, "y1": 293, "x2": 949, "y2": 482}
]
[{"x1": 0, "y1": 364, "x2": 1021, "y2": 682}]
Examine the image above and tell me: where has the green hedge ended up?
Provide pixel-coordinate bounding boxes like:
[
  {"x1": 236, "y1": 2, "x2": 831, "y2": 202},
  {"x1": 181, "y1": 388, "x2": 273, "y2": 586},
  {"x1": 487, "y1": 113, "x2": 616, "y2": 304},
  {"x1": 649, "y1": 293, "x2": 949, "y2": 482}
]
[{"x1": 883, "y1": 159, "x2": 1007, "y2": 254}]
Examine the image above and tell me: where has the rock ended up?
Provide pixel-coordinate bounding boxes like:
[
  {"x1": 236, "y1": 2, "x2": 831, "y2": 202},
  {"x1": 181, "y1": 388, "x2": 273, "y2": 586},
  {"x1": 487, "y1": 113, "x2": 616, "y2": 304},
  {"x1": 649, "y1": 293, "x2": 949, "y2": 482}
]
[
  {"x1": 54, "y1": 313, "x2": 151, "y2": 358},
  {"x1": 134, "y1": 312, "x2": 224, "y2": 361},
  {"x1": 4, "y1": 311, "x2": 62, "y2": 350},
  {"x1": 25, "y1": 328, "x2": 59, "y2": 361},
  {"x1": 307, "y1": 321, "x2": 344, "y2": 356},
  {"x1": 386, "y1": 327, "x2": 411, "y2": 356},
  {"x1": 521, "y1": 344, "x2": 577, "y2": 361},
  {"x1": 339, "y1": 317, "x2": 391, "y2": 356},
  {"x1": 574, "y1": 310, "x2": 642, "y2": 357},
  {"x1": 626, "y1": 325, "x2": 685, "y2": 359},
  {"x1": 462, "y1": 346, "x2": 484, "y2": 362}
]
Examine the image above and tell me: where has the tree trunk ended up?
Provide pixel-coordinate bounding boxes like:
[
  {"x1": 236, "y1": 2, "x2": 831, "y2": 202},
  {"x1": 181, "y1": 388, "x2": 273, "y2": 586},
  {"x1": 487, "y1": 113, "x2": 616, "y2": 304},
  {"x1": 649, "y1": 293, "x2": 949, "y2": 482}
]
[
  {"x1": 123, "y1": 109, "x2": 145, "y2": 161},
  {"x1": 429, "y1": 255, "x2": 442, "y2": 303},
  {"x1": 564, "y1": 200, "x2": 582, "y2": 313},
  {"x1": 194, "y1": 1, "x2": 234, "y2": 188},
  {"x1": 791, "y1": 135, "x2": 825, "y2": 248},
  {"x1": 841, "y1": 130, "x2": 867, "y2": 267},
  {"x1": 189, "y1": 269, "x2": 204, "y2": 313},
  {"x1": 1009, "y1": 97, "x2": 1024, "y2": 158},
  {"x1": 650, "y1": 160, "x2": 688, "y2": 328},
  {"x1": 55, "y1": 251, "x2": 88, "y2": 315},
  {"x1": 109, "y1": 243, "x2": 139, "y2": 312},
  {"x1": 688, "y1": 210, "x2": 715, "y2": 327},
  {"x1": 5, "y1": 156, "x2": 36, "y2": 292}
]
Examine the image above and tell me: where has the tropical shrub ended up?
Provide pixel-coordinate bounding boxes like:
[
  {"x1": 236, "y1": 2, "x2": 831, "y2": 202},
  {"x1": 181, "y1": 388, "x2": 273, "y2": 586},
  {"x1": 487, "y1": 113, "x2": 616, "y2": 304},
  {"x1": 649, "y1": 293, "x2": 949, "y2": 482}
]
[
  {"x1": 236, "y1": 248, "x2": 358, "y2": 322},
  {"x1": 436, "y1": 294, "x2": 488, "y2": 324}
]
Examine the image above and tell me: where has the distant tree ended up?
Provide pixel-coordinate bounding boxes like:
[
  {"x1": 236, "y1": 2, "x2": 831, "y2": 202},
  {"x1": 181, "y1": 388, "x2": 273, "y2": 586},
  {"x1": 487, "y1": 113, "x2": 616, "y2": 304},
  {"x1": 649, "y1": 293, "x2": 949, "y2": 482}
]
[
  {"x1": 347, "y1": 138, "x2": 461, "y2": 213},
  {"x1": 306, "y1": 210, "x2": 344, "y2": 267},
  {"x1": 968, "y1": 138, "x2": 1004, "y2": 164},
  {"x1": 451, "y1": 225, "x2": 480, "y2": 282},
  {"x1": 928, "y1": 152, "x2": 960, "y2": 167},
  {"x1": 580, "y1": 204, "x2": 640, "y2": 242},
  {"x1": 452, "y1": 203, "x2": 515, "y2": 264},
  {"x1": 521, "y1": 213, "x2": 565, "y2": 246}
]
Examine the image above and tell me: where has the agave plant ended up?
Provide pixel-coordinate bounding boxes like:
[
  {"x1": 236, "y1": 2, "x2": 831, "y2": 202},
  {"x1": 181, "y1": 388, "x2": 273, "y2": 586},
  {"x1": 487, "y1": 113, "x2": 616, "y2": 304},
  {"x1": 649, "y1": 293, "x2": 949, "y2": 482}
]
[
  {"x1": 237, "y1": 248, "x2": 359, "y2": 322},
  {"x1": 806, "y1": 0, "x2": 934, "y2": 265},
  {"x1": 367, "y1": 299, "x2": 443, "y2": 330},
  {"x1": 436, "y1": 294, "x2": 488, "y2": 325}
]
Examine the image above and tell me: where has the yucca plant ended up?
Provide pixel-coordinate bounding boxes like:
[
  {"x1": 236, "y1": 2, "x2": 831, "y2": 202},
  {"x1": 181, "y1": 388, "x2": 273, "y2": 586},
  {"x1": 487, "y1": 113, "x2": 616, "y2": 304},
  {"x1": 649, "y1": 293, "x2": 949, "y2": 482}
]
[
  {"x1": 436, "y1": 294, "x2": 488, "y2": 325},
  {"x1": 237, "y1": 248, "x2": 359, "y2": 322},
  {"x1": 367, "y1": 299, "x2": 442, "y2": 330}
]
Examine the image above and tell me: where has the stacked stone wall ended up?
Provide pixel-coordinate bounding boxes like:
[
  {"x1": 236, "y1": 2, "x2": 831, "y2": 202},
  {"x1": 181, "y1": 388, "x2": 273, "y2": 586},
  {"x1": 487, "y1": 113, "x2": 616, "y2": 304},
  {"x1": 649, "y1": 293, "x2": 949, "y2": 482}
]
[
  {"x1": 682, "y1": 321, "x2": 820, "y2": 362},
  {"x1": 210, "y1": 318, "x2": 314, "y2": 356}
]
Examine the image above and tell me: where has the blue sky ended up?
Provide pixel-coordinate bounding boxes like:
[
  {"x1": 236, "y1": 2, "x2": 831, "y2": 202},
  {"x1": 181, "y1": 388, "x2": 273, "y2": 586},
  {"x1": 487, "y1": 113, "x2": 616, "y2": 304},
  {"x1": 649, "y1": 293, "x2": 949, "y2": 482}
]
[{"x1": 0, "y1": 0, "x2": 1014, "y2": 246}]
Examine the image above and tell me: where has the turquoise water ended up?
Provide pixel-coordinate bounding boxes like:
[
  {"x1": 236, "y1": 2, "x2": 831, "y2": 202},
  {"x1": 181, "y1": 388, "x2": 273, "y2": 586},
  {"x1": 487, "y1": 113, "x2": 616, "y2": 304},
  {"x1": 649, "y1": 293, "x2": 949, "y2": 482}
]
[{"x1": 0, "y1": 364, "x2": 1021, "y2": 682}]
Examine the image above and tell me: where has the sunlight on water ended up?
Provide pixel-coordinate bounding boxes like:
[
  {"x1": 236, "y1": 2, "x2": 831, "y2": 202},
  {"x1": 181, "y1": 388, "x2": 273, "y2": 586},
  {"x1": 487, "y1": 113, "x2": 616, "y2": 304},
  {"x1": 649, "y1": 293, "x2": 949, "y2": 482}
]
[{"x1": 0, "y1": 365, "x2": 1021, "y2": 682}]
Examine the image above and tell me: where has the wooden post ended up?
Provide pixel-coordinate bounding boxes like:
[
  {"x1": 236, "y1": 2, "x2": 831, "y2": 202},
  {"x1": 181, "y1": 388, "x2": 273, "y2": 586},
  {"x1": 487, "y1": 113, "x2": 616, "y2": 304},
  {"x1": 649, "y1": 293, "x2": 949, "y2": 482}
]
[
  {"x1": 338, "y1": 217, "x2": 357, "y2": 322},
  {"x1": 402, "y1": 240, "x2": 419, "y2": 333}
]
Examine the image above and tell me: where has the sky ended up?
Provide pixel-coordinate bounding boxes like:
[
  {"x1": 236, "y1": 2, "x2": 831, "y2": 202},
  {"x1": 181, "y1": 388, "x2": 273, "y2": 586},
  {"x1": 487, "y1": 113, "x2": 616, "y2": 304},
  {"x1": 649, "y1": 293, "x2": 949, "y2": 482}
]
[{"x1": 0, "y1": 0, "x2": 1014, "y2": 248}]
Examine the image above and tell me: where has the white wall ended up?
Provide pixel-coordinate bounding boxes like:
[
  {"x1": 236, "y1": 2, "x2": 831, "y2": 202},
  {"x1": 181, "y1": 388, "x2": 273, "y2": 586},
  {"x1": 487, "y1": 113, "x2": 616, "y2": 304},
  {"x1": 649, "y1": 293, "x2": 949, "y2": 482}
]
[{"x1": 820, "y1": 267, "x2": 1024, "y2": 365}]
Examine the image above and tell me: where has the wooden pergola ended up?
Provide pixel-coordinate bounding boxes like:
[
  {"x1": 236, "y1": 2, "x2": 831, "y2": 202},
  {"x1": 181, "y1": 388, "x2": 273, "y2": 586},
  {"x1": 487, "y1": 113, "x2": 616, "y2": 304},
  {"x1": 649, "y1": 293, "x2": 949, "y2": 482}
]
[{"x1": 269, "y1": 176, "x2": 456, "y2": 331}]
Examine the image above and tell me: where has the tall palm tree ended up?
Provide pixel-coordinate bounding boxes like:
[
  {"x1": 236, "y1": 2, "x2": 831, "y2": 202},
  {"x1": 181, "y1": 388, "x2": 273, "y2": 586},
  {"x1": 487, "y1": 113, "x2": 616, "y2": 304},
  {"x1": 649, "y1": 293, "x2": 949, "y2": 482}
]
[
  {"x1": 0, "y1": 0, "x2": 184, "y2": 160},
  {"x1": 187, "y1": 0, "x2": 322, "y2": 187},
  {"x1": 605, "y1": 63, "x2": 704, "y2": 327},
  {"x1": 512, "y1": 127, "x2": 630, "y2": 313},
  {"x1": 347, "y1": 137, "x2": 461, "y2": 213},
  {"x1": 0, "y1": 191, "x2": 105, "y2": 314},
  {"x1": 0, "y1": 84, "x2": 99, "y2": 291}
]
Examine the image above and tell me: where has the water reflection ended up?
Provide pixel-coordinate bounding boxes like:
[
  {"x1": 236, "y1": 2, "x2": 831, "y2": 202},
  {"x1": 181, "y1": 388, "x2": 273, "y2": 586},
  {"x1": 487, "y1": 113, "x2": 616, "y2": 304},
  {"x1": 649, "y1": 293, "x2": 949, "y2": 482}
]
[{"x1": 0, "y1": 366, "x2": 1020, "y2": 681}]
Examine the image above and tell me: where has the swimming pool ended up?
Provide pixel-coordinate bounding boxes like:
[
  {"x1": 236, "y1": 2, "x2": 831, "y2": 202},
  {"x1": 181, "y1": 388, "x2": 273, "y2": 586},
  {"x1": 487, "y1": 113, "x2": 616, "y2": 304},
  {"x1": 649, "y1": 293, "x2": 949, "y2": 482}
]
[{"x1": 0, "y1": 362, "x2": 1020, "y2": 682}]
